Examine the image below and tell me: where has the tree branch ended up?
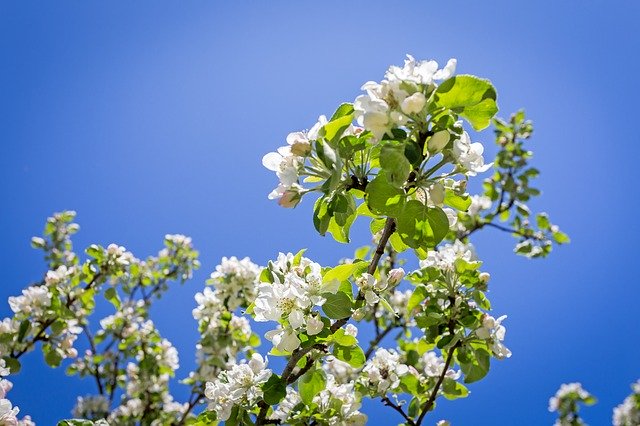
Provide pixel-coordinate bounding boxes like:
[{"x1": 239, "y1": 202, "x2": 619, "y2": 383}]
[
  {"x1": 416, "y1": 342, "x2": 461, "y2": 425},
  {"x1": 256, "y1": 218, "x2": 397, "y2": 425},
  {"x1": 382, "y1": 396, "x2": 416, "y2": 426}
]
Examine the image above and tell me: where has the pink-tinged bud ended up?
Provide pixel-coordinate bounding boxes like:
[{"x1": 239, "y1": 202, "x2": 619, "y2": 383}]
[
  {"x1": 387, "y1": 268, "x2": 405, "y2": 286},
  {"x1": 278, "y1": 190, "x2": 301, "y2": 208}
]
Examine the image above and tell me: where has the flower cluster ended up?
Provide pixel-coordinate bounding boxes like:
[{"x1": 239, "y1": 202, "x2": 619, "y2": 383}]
[
  {"x1": 0, "y1": 360, "x2": 34, "y2": 426},
  {"x1": 72, "y1": 395, "x2": 110, "y2": 420},
  {"x1": 354, "y1": 55, "x2": 456, "y2": 140},
  {"x1": 475, "y1": 314, "x2": 512, "y2": 359},
  {"x1": 204, "y1": 354, "x2": 272, "y2": 421},
  {"x1": 360, "y1": 348, "x2": 409, "y2": 394},
  {"x1": 548, "y1": 383, "x2": 596, "y2": 426},
  {"x1": 189, "y1": 286, "x2": 256, "y2": 383},
  {"x1": 206, "y1": 256, "x2": 261, "y2": 310},
  {"x1": 613, "y1": 380, "x2": 640, "y2": 426},
  {"x1": 254, "y1": 252, "x2": 331, "y2": 352}
]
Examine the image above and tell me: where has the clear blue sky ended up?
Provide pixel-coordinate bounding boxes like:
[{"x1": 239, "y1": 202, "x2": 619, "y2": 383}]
[{"x1": 1, "y1": 1, "x2": 638, "y2": 424}]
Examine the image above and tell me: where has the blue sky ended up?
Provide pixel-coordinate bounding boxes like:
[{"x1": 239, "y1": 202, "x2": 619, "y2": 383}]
[{"x1": 1, "y1": 1, "x2": 639, "y2": 424}]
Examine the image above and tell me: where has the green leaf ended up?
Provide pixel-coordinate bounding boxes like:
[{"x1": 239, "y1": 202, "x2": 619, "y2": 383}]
[
  {"x1": 322, "y1": 262, "x2": 366, "y2": 290},
  {"x1": 365, "y1": 172, "x2": 405, "y2": 217},
  {"x1": 44, "y1": 345, "x2": 63, "y2": 368},
  {"x1": 332, "y1": 344, "x2": 365, "y2": 368},
  {"x1": 379, "y1": 143, "x2": 411, "y2": 187},
  {"x1": 323, "y1": 109, "x2": 354, "y2": 143},
  {"x1": 313, "y1": 196, "x2": 332, "y2": 236},
  {"x1": 104, "y1": 287, "x2": 121, "y2": 310},
  {"x1": 299, "y1": 368, "x2": 326, "y2": 405},
  {"x1": 192, "y1": 410, "x2": 218, "y2": 426},
  {"x1": 3, "y1": 357, "x2": 20, "y2": 374},
  {"x1": 397, "y1": 201, "x2": 449, "y2": 251},
  {"x1": 330, "y1": 103, "x2": 355, "y2": 121},
  {"x1": 442, "y1": 378, "x2": 469, "y2": 400},
  {"x1": 262, "y1": 374, "x2": 287, "y2": 405},
  {"x1": 462, "y1": 347, "x2": 491, "y2": 383},
  {"x1": 444, "y1": 190, "x2": 472, "y2": 211},
  {"x1": 331, "y1": 328, "x2": 357, "y2": 347},
  {"x1": 17, "y1": 320, "x2": 31, "y2": 343},
  {"x1": 322, "y1": 291, "x2": 352, "y2": 319},
  {"x1": 407, "y1": 286, "x2": 428, "y2": 313},
  {"x1": 435, "y1": 75, "x2": 498, "y2": 130}
]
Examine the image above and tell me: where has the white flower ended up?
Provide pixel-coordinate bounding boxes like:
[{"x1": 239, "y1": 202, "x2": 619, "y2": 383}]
[
  {"x1": 344, "y1": 324, "x2": 358, "y2": 338},
  {"x1": 613, "y1": 383, "x2": 640, "y2": 426},
  {"x1": 453, "y1": 132, "x2": 492, "y2": 176},
  {"x1": 0, "y1": 399, "x2": 19, "y2": 426},
  {"x1": 306, "y1": 314, "x2": 324, "y2": 336},
  {"x1": 263, "y1": 146, "x2": 303, "y2": 200},
  {"x1": 400, "y1": 92, "x2": 426, "y2": 115},
  {"x1": 205, "y1": 354, "x2": 272, "y2": 421},
  {"x1": 361, "y1": 348, "x2": 409, "y2": 394},
  {"x1": 476, "y1": 314, "x2": 512, "y2": 359},
  {"x1": 549, "y1": 382, "x2": 591, "y2": 412},
  {"x1": 286, "y1": 131, "x2": 312, "y2": 156},
  {"x1": 265, "y1": 327, "x2": 301, "y2": 353},
  {"x1": 355, "y1": 273, "x2": 386, "y2": 306},
  {"x1": 433, "y1": 58, "x2": 457, "y2": 81},
  {"x1": 420, "y1": 240, "x2": 477, "y2": 271},
  {"x1": 314, "y1": 374, "x2": 367, "y2": 425},
  {"x1": 354, "y1": 93, "x2": 390, "y2": 140},
  {"x1": 421, "y1": 351, "x2": 460, "y2": 380},
  {"x1": 8, "y1": 286, "x2": 51, "y2": 316},
  {"x1": 468, "y1": 194, "x2": 492, "y2": 216},
  {"x1": 273, "y1": 387, "x2": 302, "y2": 422},
  {"x1": 208, "y1": 256, "x2": 260, "y2": 309}
]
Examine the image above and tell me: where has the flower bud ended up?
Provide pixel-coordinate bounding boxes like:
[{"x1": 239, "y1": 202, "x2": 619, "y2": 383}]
[
  {"x1": 31, "y1": 237, "x2": 46, "y2": 248},
  {"x1": 352, "y1": 308, "x2": 366, "y2": 321},
  {"x1": 427, "y1": 130, "x2": 450, "y2": 153},
  {"x1": 286, "y1": 132, "x2": 312, "y2": 156},
  {"x1": 429, "y1": 183, "x2": 445, "y2": 205},
  {"x1": 479, "y1": 272, "x2": 490, "y2": 284},
  {"x1": 278, "y1": 189, "x2": 302, "y2": 208},
  {"x1": 306, "y1": 315, "x2": 324, "y2": 336},
  {"x1": 387, "y1": 268, "x2": 405, "y2": 286}
]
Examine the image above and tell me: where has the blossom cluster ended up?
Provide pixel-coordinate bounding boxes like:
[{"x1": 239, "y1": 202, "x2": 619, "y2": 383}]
[
  {"x1": 253, "y1": 252, "x2": 330, "y2": 353},
  {"x1": 204, "y1": 354, "x2": 271, "y2": 421},
  {"x1": 548, "y1": 382, "x2": 595, "y2": 426},
  {"x1": 613, "y1": 380, "x2": 640, "y2": 426},
  {"x1": 206, "y1": 256, "x2": 261, "y2": 310},
  {"x1": 0, "y1": 360, "x2": 34, "y2": 425}
]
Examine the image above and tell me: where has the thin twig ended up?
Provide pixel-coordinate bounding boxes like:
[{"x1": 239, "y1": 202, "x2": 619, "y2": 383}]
[
  {"x1": 416, "y1": 342, "x2": 461, "y2": 425},
  {"x1": 382, "y1": 396, "x2": 416, "y2": 426}
]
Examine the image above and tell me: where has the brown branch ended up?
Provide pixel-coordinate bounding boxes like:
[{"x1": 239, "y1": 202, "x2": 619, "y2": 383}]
[
  {"x1": 416, "y1": 342, "x2": 461, "y2": 425},
  {"x1": 82, "y1": 325, "x2": 104, "y2": 395},
  {"x1": 256, "y1": 218, "x2": 397, "y2": 425},
  {"x1": 330, "y1": 217, "x2": 396, "y2": 334},
  {"x1": 11, "y1": 272, "x2": 103, "y2": 359},
  {"x1": 365, "y1": 324, "x2": 397, "y2": 360},
  {"x1": 382, "y1": 396, "x2": 416, "y2": 426}
]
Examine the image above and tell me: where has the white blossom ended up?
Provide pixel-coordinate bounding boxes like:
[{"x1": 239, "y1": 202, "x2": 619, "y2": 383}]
[
  {"x1": 420, "y1": 240, "x2": 477, "y2": 271},
  {"x1": 205, "y1": 354, "x2": 272, "y2": 421},
  {"x1": 8, "y1": 286, "x2": 51, "y2": 317},
  {"x1": 453, "y1": 132, "x2": 492, "y2": 176},
  {"x1": 476, "y1": 314, "x2": 512, "y2": 359},
  {"x1": 468, "y1": 194, "x2": 492, "y2": 216},
  {"x1": 207, "y1": 256, "x2": 261, "y2": 309},
  {"x1": 361, "y1": 348, "x2": 409, "y2": 394}
]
